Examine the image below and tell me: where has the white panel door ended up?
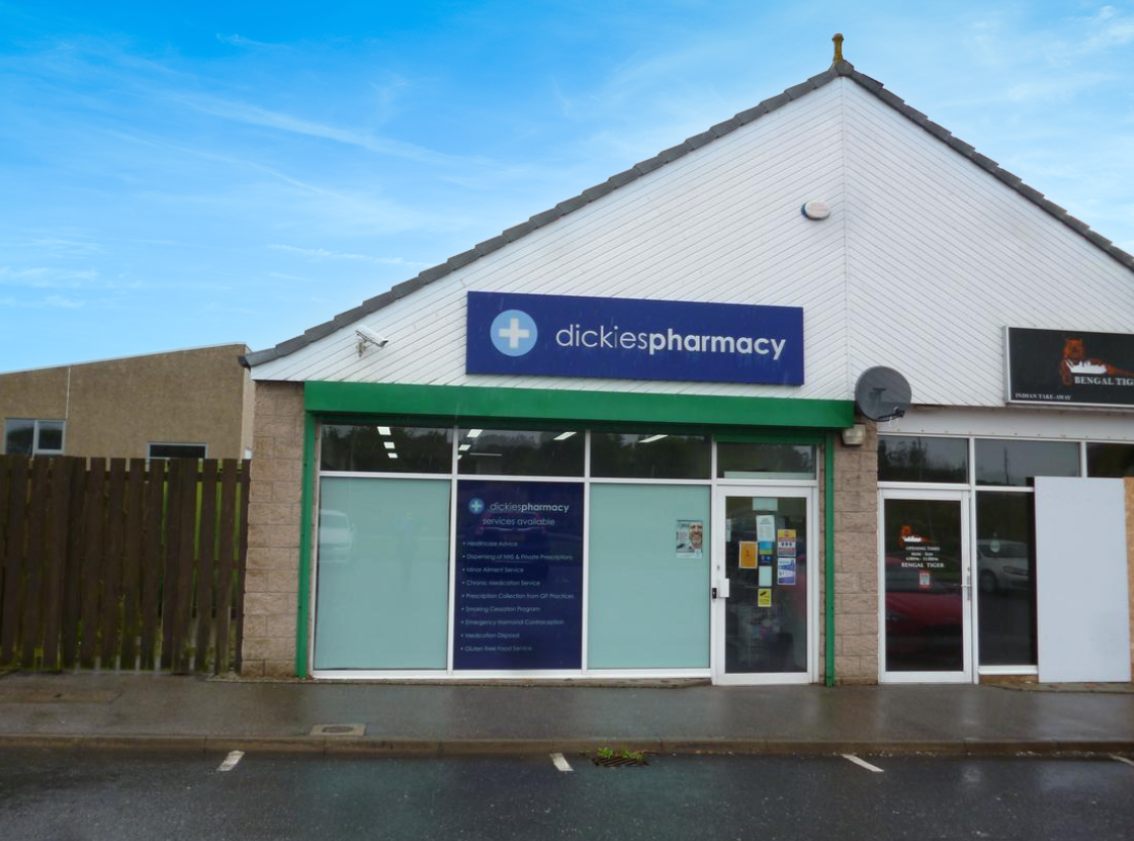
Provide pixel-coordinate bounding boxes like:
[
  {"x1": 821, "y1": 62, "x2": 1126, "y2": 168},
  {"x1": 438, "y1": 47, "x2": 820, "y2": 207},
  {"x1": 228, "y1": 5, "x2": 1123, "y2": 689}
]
[{"x1": 1035, "y1": 477, "x2": 1131, "y2": 683}]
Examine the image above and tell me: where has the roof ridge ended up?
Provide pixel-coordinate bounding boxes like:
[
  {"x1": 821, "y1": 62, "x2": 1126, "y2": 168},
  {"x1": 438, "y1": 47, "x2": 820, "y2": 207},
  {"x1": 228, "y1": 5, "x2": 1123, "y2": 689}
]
[{"x1": 243, "y1": 64, "x2": 1134, "y2": 369}]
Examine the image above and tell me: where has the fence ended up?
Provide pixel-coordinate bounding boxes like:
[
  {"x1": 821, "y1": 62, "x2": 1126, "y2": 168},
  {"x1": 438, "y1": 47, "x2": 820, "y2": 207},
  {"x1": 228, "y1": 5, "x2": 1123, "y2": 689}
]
[{"x1": 0, "y1": 455, "x2": 249, "y2": 674}]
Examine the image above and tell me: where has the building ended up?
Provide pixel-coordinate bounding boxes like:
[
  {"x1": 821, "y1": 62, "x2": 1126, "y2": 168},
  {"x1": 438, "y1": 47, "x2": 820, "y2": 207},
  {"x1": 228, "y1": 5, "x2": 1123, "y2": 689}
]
[
  {"x1": 1, "y1": 343, "x2": 254, "y2": 461},
  {"x1": 239, "y1": 44, "x2": 1134, "y2": 685}
]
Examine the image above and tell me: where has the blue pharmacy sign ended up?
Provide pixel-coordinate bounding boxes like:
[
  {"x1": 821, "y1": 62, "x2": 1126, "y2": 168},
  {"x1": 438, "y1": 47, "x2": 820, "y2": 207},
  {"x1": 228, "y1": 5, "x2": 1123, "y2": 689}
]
[
  {"x1": 466, "y1": 291, "x2": 804, "y2": 385},
  {"x1": 454, "y1": 480, "x2": 584, "y2": 670}
]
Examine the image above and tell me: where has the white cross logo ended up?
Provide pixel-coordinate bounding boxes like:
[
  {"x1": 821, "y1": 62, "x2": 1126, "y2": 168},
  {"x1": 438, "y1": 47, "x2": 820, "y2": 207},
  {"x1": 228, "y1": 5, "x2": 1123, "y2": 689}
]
[{"x1": 497, "y1": 317, "x2": 530, "y2": 349}]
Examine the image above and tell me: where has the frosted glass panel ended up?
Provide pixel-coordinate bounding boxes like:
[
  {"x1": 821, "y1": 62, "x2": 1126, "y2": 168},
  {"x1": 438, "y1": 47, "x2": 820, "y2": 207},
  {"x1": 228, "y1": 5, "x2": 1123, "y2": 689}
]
[
  {"x1": 588, "y1": 485, "x2": 710, "y2": 669},
  {"x1": 314, "y1": 478, "x2": 451, "y2": 669}
]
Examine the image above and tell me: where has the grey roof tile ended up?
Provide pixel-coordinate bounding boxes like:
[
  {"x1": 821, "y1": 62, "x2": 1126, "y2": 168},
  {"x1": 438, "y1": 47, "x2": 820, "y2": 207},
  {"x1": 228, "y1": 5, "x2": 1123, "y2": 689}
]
[
  {"x1": 762, "y1": 92, "x2": 791, "y2": 113},
  {"x1": 785, "y1": 80, "x2": 816, "y2": 100},
  {"x1": 556, "y1": 194, "x2": 590, "y2": 214},
  {"x1": 634, "y1": 155, "x2": 667, "y2": 175},
  {"x1": 709, "y1": 117, "x2": 741, "y2": 137},
  {"x1": 528, "y1": 207, "x2": 563, "y2": 229},
  {"x1": 243, "y1": 59, "x2": 1133, "y2": 369},
  {"x1": 582, "y1": 181, "x2": 617, "y2": 201},
  {"x1": 502, "y1": 222, "x2": 533, "y2": 241},
  {"x1": 607, "y1": 168, "x2": 641, "y2": 187},
  {"x1": 390, "y1": 277, "x2": 424, "y2": 297},
  {"x1": 447, "y1": 249, "x2": 479, "y2": 270},
  {"x1": 475, "y1": 235, "x2": 509, "y2": 255},
  {"x1": 657, "y1": 142, "x2": 692, "y2": 163},
  {"x1": 735, "y1": 103, "x2": 769, "y2": 125},
  {"x1": 686, "y1": 130, "x2": 716, "y2": 149}
]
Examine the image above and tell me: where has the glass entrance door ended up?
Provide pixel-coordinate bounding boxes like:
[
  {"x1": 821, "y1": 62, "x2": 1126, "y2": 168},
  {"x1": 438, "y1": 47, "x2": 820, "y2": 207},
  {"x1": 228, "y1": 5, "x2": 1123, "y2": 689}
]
[
  {"x1": 880, "y1": 491, "x2": 972, "y2": 683},
  {"x1": 712, "y1": 488, "x2": 815, "y2": 684}
]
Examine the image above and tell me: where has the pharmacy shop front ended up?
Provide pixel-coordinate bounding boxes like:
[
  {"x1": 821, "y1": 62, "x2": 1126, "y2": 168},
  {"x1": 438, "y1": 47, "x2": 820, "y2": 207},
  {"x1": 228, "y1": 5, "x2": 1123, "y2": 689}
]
[{"x1": 306, "y1": 382, "x2": 850, "y2": 685}]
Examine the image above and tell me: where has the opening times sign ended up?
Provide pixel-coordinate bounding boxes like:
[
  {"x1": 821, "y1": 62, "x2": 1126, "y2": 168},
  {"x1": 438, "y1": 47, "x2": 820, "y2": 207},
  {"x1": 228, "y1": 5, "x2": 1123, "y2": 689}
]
[{"x1": 454, "y1": 480, "x2": 584, "y2": 670}]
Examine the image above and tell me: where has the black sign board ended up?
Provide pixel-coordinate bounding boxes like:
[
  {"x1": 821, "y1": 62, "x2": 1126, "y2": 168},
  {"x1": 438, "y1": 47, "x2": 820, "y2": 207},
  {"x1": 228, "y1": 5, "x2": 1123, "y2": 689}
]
[{"x1": 1007, "y1": 327, "x2": 1134, "y2": 408}]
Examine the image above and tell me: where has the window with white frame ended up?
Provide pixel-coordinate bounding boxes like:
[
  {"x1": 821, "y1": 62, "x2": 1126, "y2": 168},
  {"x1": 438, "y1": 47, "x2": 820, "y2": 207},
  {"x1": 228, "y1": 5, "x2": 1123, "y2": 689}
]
[
  {"x1": 879, "y1": 433, "x2": 1134, "y2": 672},
  {"x1": 147, "y1": 443, "x2": 208, "y2": 460},
  {"x1": 3, "y1": 419, "x2": 65, "y2": 456}
]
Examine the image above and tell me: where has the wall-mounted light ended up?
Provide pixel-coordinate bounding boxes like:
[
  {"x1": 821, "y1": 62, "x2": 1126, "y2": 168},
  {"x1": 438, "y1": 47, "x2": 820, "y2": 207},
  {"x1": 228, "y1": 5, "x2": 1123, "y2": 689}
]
[{"x1": 841, "y1": 424, "x2": 867, "y2": 447}]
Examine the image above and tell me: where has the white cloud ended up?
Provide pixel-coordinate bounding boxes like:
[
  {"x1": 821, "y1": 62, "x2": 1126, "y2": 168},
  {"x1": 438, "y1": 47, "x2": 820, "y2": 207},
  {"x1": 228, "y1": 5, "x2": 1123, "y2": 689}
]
[
  {"x1": 267, "y1": 244, "x2": 429, "y2": 266},
  {"x1": 216, "y1": 34, "x2": 273, "y2": 48}
]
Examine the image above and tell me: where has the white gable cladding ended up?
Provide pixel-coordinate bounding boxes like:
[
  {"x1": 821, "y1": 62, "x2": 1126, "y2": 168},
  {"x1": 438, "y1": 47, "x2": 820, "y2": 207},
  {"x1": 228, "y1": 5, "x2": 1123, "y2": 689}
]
[
  {"x1": 251, "y1": 78, "x2": 1134, "y2": 410},
  {"x1": 252, "y1": 82, "x2": 851, "y2": 399},
  {"x1": 841, "y1": 84, "x2": 1134, "y2": 407}
]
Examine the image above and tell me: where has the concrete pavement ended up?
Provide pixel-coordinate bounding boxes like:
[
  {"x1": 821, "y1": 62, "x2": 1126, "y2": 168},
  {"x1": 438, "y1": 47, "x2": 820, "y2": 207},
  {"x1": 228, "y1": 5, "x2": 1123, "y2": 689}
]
[{"x1": 1, "y1": 672, "x2": 1132, "y2": 757}]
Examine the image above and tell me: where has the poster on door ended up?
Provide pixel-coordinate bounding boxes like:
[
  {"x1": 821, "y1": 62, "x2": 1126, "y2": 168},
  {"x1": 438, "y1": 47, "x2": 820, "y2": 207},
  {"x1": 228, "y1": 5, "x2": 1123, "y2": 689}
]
[{"x1": 454, "y1": 480, "x2": 584, "y2": 670}]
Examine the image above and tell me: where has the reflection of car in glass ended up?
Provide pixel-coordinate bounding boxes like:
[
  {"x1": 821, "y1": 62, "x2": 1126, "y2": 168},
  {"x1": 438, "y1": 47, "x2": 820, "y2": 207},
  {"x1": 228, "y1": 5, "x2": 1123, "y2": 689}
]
[
  {"x1": 976, "y1": 539, "x2": 1030, "y2": 594},
  {"x1": 318, "y1": 509, "x2": 356, "y2": 563},
  {"x1": 884, "y1": 555, "x2": 963, "y2": 667}
]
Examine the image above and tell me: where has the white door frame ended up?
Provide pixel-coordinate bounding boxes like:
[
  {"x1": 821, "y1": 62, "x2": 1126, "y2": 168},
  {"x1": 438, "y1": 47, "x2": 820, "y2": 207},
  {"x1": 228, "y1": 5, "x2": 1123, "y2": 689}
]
[
  {"x1": 878, "y1": 488, "x2": 973, "y2": 684},
  {"x1": 711, "y1": 484, "x2": 818, "y2": 686}
]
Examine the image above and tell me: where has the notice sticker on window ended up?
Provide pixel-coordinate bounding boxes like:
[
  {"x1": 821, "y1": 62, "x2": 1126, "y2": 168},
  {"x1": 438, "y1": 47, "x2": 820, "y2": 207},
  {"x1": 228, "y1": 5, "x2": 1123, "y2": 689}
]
[
  {"x1": 919, "y1": 570, "x2": 931, "y2": 589},
  {"x1": 777, "y1": 557, "x2": 796, "y2": 586},
  {"x1": 676, "y1": 520, "x2": 704, "y2": 559},
  {"x1": 756, "y1": 515, "x2": 776, "y2": 542},
  {"x1": 757, "y1": 588, "x2": 772, "y2": 608},
  {"x1": 739, "y1": 541, "x2": 758, "y2": 569},
  {"x1": 758, "y1": 566, "x2": 772, "y2": 587}
]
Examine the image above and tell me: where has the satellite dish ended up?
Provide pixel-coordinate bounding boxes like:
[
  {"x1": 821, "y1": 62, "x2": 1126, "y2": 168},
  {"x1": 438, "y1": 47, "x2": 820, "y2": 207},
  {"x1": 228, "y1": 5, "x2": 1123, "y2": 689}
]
[{"x1": 854, "y1": 367, "x2": 911, "y2": 422}]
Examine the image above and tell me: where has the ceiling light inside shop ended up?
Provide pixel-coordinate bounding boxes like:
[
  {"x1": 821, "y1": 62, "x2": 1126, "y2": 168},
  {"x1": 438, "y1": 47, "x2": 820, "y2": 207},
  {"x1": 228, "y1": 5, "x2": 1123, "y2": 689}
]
[
  {"x1": 388, "y1": 453, "x2": 398, "y2": 459},
  {"x1": 639, "y1": 434, "x2": 668, "y2": 444},
  {"x1": 466, "y1": 429, "x2": 483, "y2": 439},
  {"x1": 377, "y1": 426, "x2": 392, "y2": 436},
  {"x1": 553, "y1": 431, "x2": 576, "y2": 441},
  {"x1": 384, "y1": 442, "x2": 396, "y2": 450},
  {"x1": 469, "y1": 452, "x2": 502, "y2": 457},
  {"x1": 459, "y1": 444, "x2": 471, "y2": 452}
]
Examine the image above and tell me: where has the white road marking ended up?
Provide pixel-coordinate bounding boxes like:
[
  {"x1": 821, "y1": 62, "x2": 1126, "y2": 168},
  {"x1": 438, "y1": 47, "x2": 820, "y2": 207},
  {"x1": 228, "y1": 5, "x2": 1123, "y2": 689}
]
[
  {"x1": 217, "y1": 751, "x2": 244, "y2": 772},
  {"x1": 1111, "y1": 755, "x2": 1134, "y2": 768},
  {"x1": 550, "y1": 752, "x2": 573, "y2": 772},
  {"x1": 841, "y1": 753, "x2": 884, "y2": 773}
]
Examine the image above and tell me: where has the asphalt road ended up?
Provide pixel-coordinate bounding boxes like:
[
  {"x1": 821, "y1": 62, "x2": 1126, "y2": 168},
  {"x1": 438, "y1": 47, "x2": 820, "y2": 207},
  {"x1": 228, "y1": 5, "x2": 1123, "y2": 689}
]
[{"x1": 1, "y1": 750, "x2": 1132, "y2": 840}]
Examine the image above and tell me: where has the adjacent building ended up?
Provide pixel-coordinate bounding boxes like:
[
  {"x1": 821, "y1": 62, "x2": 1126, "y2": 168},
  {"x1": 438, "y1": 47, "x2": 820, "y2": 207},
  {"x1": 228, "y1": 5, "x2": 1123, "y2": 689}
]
[
  {"x1": 1, "y1": 343, "x2": 254, "y2": 461},
  {"x1": 239, "y1": 49, "x2": 1134, "y2": 685}
]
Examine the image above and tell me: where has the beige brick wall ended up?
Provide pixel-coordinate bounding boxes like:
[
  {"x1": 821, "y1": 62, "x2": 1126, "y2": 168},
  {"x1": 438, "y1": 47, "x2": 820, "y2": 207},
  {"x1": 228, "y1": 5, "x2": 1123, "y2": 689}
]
[
  {"x1": 1127, "y1": 478, "x2": 1133, "y2": 675},
  {"x1": 242, "y1": 381, "x2": 305, "y2": 678},
  {"x1": 832, "y1": 422, "x2": 880, "y2": 684}
]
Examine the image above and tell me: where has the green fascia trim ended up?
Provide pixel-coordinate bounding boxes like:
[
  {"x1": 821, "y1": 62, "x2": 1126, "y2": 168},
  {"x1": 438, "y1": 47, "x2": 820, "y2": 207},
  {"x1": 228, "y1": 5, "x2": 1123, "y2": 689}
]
[
  {"x1": 824, "y1": 431, "x2": 836, "y2": 687},
  {"x1": 305, "y1": 381, "x2": 854, "y2": 430},
  {"x1": 296, "y1": 412, "x2": 316, "y2": 678},
  {"x1": 715, "y1": 433, "x2": 826, "y2": 445}
]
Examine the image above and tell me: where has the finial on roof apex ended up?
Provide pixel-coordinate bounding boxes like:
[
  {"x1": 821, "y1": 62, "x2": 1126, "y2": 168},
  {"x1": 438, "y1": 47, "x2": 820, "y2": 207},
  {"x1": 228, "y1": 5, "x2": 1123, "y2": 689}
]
[{"x1": 832, "y1": 33, "x2": 844, "y2": 63}]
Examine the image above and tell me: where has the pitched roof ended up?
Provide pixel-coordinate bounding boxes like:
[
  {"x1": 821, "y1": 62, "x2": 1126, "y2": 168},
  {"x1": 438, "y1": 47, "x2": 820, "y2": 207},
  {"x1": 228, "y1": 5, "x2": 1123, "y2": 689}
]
[{"x1": 242, "y1": 60, "x2": 1134, "y2": 370}]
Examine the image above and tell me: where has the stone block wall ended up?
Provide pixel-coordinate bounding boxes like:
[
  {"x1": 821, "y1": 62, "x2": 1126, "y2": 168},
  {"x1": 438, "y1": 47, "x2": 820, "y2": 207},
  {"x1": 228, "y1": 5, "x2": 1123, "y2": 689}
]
[
  {"x1": 241, "y1": 381, "x2": 305, "y2": 677},
  {"x1": 831, "y1": 422, "x2": 880, "y2": 684}
]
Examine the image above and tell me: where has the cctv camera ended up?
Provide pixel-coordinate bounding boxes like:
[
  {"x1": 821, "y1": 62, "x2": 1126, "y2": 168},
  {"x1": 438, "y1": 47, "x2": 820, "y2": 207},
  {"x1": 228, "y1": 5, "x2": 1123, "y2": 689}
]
[{"x1": 355, "y1": 327, "x2": 389, "y2": 348}]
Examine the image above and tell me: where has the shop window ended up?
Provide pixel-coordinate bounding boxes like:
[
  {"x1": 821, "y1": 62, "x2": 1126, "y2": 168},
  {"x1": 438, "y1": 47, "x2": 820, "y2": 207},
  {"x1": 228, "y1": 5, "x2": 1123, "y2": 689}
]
[
  {"x1": 590, "y1": 432, "x2": 710, "y2": 480},
  {"x1": 4, "y1": 419, "x2": 65, "y2": 456},
  {"x1": 321, "y1": 424, "x2": 453, "y2": 473},
  {"x1": 976, "y1": 492, "x2": 1037, "y2": 666},
  {"x1": 1086, "y1": 443, "x2": 1134, "y2": 478},
  {"x1": 588, "y1": 485, "x2": 710, "y2": 668},
  {"x1": 456, "y1": 428, "x2": 583, "y2": 476},
  {"x1": 975, "y1": 439, "x2": 1079, "y2": 487},
  {"x1": 314, "y1": 477, "x2": 451, "y2": 669},
  {"x1": 148, "y1": 443, "x2": 207, "y2": 460},
  {"x1": 878, "y1": 436, "x2": 968, "y2": 483},
  {"x1": 717, "y1": 442, "x2": 815, "y2": 480}
]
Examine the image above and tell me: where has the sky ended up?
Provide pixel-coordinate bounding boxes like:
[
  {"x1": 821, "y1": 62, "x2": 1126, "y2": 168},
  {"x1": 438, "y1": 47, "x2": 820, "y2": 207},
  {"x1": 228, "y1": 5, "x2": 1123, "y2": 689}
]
[{"x1": 1, "y1": 1, "x2": 1132, "y2": 372}]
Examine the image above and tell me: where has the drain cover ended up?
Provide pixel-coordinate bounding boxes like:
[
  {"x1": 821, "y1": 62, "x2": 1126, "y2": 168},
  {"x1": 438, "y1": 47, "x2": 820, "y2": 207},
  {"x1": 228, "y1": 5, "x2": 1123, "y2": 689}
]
[
  {"x1": 591, "y1": 754, "x2": 649, "y2": 768},
  {"x1": 310, "y1": 723, "x2": 366, "y2": 737}
]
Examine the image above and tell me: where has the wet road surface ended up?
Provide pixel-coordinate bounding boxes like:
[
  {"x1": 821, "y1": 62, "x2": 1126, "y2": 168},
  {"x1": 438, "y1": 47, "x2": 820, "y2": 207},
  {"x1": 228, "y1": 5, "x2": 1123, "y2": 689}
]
[{"x1": 1, "y1": 750, "x2": 1132, "y2": 840}]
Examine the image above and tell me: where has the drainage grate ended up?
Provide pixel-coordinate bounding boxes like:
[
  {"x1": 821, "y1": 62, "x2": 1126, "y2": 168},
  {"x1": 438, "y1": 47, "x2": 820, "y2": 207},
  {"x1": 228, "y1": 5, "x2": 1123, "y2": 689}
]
[
  {"x1": 591, "y1": 754, "x2": 649, "y2": 768},
  {"x1": 309, "y1": 723, "x2": 366, "y2": 737}
]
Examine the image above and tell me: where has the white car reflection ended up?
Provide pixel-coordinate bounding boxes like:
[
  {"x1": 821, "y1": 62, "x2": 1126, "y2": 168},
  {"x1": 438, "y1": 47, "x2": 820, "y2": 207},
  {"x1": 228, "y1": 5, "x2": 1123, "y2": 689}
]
[
  {"x1": 977, "y1": 539, "x2": 1030, "y2": 594},
  {"x1": 319, "y1": 509, "x2": 356, "y2": 563}
]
